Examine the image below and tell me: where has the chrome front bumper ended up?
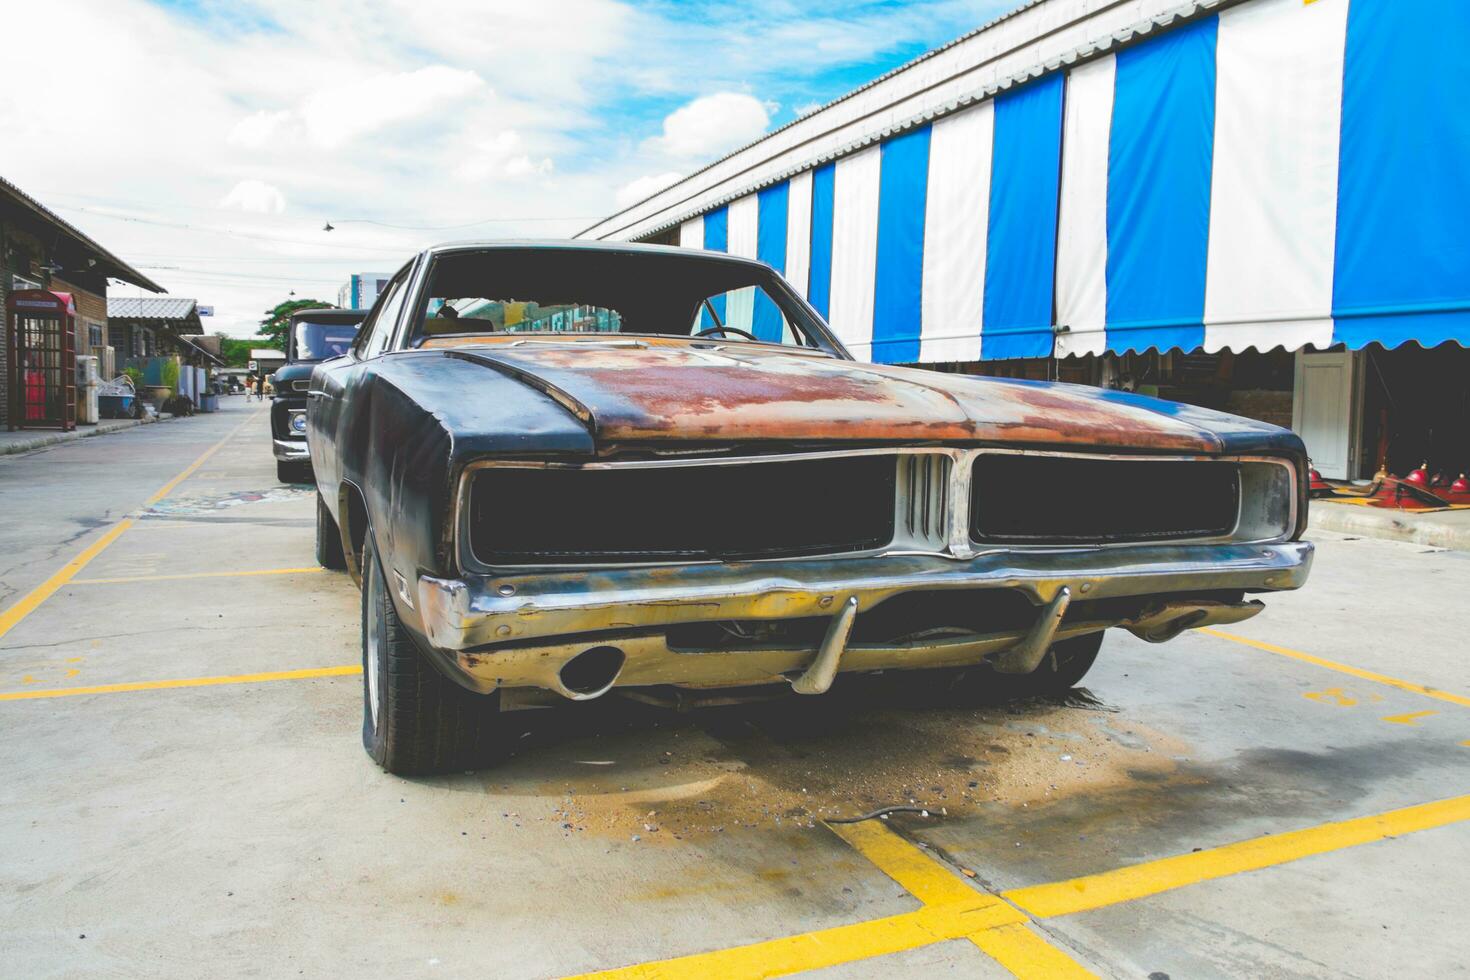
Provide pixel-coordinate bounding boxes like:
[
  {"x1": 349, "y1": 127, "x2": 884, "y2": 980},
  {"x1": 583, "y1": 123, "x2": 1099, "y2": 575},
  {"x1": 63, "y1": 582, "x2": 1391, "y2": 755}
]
[
  {"x1": 273, "y1": 437, "x2": 310, "y2": 461},
  {"x1": 415, "y1": 540, "x2": 1313, "y2": 695}
]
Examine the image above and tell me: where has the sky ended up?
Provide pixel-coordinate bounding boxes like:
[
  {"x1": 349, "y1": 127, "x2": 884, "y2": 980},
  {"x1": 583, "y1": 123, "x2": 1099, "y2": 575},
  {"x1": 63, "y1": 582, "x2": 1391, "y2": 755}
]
[{"x1": 0, "y1": 0, "x2": 1011, "y2": 337}]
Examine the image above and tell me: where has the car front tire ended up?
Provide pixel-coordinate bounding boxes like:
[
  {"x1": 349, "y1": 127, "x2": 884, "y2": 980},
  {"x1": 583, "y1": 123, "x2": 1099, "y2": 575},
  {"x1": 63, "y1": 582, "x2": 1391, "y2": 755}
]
[
  {"x1": 360, "y1": 533, "x2": 504, "y2": 775},
  {"x1": 951, "y1": 631, "x2": 1105, "y2": 702}
]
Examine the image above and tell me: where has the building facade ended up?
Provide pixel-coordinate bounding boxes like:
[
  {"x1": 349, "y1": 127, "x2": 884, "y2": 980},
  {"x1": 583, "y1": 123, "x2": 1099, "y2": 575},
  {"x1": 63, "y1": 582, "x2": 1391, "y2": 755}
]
[
  {"x1": 337, "y1": 273, "x2": 391, "y2": 312},
  {"x1": 2, "y1": 176, "x2": 165, "y2": 426},
  {"x1": 579, "y1": 0, "x2": 1468, "y2": 481}
]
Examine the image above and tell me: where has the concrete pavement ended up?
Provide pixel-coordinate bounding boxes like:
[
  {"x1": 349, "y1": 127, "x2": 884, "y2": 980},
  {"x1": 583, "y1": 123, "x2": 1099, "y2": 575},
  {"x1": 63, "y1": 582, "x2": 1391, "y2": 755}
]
[{"x1": 1, "y1": 402, "x2": 1467, "y2": 978}]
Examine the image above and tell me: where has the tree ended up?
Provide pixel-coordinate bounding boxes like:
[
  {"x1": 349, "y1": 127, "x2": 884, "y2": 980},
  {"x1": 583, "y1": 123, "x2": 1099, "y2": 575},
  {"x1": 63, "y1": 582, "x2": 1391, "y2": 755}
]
[
  {"x1": 212, "y1": 332, "x2": 256, "y2": 367},
  {"x1": 258, "y1": 297, "x2": 336, "y2": 350}
]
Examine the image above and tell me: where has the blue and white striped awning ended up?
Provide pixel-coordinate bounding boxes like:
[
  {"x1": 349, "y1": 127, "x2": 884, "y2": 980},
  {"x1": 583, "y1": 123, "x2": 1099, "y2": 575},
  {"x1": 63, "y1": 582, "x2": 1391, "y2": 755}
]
[{"x1": 651, "y1": 0, "x2": 1468, "y2": 363}]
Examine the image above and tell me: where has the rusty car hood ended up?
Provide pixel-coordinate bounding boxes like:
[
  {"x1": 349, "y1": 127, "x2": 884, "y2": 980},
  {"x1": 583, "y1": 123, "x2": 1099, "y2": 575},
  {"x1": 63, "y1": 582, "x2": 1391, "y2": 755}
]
[{"x1": 448, "y1": 340, "x2": 1286, "y2": 454}]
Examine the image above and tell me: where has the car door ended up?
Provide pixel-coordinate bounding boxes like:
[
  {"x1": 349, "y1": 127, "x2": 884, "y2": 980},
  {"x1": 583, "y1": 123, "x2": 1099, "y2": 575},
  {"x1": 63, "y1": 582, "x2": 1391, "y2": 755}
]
[{"x1": 309, "y1": 263, "x2": 414, "y2": 507}]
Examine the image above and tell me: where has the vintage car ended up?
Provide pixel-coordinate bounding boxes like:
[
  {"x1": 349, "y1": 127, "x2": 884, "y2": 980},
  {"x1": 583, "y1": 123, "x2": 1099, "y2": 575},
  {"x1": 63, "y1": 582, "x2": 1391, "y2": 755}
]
[
  {"x1": 306, "y1": 241, "x2": 1312, "y2": 775},
  {"x1": 271, "y1": 307, "x2": 366, "y2": 483}
]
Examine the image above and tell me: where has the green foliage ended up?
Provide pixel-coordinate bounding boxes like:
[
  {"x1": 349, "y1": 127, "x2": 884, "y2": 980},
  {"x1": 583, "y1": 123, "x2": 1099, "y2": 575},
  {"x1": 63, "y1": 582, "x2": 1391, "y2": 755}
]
[
  {"x1": 122, "y1": 366, "x2": 143, "y2": 386},
  {"x1": 213, "y1": 333, "x2": 257, "y2": 367},
  {"x1": 161, "y1": 358, "x2": 180, "y2": 393},
  {"x1": 258, "y1": 297, "x2": 335, "y2": 349}
]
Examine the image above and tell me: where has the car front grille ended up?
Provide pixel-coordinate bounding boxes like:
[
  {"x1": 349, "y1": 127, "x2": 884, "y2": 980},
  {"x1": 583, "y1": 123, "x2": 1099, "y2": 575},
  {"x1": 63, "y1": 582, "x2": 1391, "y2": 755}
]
[
  {"x1": 462, "y1": 450, "x2": 1288, "y2": 569},
  {"x1": 970, "y1": 455, "x2": 1241, "y2": 544},
  {"x1": 467, "y1": 455, "x2": 898, "y2": 566}
]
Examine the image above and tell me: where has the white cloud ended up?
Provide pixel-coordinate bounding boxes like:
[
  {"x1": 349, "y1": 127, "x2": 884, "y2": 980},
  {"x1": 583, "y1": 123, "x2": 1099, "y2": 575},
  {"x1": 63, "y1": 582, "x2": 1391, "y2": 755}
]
[
  {"x1": 453, "y1": 131, "x2": 554, "y2": 182},
  {"x1": 218, "y1": 179, "x2": 287, "y2": 214},
  {"x1": 298, "y1": 66, "x2": 487, "y2": 149},
  {"x1": 615, "y1": 172, "x2": 684, "y2": 209},
  {"x1": 226, "y1": 110, "x2": 293, "y2": 150},
  {"x1": 647, "y1": 93, "x2": 770, "y2": 158}
]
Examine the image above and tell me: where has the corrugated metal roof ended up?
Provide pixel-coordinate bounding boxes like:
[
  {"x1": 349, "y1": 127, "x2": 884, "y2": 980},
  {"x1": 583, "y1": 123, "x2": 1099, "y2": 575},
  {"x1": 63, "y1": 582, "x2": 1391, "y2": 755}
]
[
  {"x1": 0, "y1": 176, "x2": 167, "y2": 293},
  {"x1": 107, "y1": 297, "x2": 199, "y2": 321}
]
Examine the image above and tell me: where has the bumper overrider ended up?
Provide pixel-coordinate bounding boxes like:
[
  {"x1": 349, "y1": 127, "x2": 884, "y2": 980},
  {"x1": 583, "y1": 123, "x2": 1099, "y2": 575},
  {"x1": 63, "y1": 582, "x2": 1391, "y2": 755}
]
[
  {"x1": 273, "y1": 437, "x2": 310, "y2": 461},
  {"x1": 415, "y1": 540, "x2": 1313, "y2": 700}
]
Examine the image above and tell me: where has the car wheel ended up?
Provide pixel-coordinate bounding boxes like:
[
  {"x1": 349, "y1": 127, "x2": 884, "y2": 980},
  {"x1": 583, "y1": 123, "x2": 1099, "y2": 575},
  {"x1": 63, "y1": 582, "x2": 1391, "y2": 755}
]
[
  {"x1": 951, "y1": 631, "x2": 1105, "y2": 703},
  {"x1": 360, "y1": 533, "x2": 504, "y2": 775},
  {"x1": 315, "y1": 492, "x2": 347, "y2": 570},
  {"x1": 277, "y1": 460, "x2": 311, "y2": 484}
]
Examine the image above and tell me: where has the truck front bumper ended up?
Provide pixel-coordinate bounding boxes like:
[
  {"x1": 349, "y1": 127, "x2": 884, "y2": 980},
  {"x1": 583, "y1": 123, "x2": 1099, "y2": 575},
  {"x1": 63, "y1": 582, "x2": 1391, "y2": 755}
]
[{"x1": 413, "y1": 540, "x2": 1313, "y2": 698}]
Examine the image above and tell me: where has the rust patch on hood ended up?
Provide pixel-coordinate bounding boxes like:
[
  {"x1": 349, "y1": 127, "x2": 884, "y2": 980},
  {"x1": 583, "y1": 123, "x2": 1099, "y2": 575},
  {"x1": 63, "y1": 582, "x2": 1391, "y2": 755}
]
[{"x1": 453, "y1": 339, "x2": 1223, "y2": 453}]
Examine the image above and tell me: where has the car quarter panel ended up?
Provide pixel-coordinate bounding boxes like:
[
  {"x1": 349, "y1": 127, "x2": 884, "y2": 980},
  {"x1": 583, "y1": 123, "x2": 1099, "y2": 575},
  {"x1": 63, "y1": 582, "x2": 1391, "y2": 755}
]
[{"x1": 320, "y1": 351, "x2": 595, "y2": 633}]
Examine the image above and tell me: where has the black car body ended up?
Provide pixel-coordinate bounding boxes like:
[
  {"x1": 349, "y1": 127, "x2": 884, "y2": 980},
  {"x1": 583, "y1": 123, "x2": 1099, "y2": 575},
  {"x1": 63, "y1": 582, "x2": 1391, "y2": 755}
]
[
  {"x1": 271, "y1": 308, "x2": 365, "y2": 482},
  {"x1": 306, "y1": 241, "x2": 1312, "y2": 775}
]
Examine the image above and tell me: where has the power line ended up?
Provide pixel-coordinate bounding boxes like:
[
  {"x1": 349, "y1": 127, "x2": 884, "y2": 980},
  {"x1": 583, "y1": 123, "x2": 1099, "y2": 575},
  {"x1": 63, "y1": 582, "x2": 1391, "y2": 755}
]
[{"x1": 53, "y1": 203, "x2": 416, "y2": 253}]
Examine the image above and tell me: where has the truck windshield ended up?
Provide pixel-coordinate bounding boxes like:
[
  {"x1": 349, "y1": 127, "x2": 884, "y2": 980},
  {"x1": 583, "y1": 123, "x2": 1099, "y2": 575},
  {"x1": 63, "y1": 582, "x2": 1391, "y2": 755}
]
[{"x1": 293, "y1": 321, "x2": 359, "y2": 361}]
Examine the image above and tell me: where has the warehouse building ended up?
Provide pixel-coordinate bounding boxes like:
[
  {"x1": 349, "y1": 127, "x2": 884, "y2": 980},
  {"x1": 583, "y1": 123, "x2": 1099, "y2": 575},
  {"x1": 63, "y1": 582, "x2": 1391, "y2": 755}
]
[{"x1": 579, "y1": 0, "x2": 1468, "y2": 482}]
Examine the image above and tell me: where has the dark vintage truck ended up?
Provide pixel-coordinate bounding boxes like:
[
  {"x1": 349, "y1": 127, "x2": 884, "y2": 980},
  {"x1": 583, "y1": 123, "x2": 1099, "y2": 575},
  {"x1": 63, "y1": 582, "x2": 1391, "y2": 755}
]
[
  {"x1": 271, "y1": 307, "x2": 365, "y2": 483},
  {"x1": 305, "y1": 241, "x2": 1312, "y2": 775}
]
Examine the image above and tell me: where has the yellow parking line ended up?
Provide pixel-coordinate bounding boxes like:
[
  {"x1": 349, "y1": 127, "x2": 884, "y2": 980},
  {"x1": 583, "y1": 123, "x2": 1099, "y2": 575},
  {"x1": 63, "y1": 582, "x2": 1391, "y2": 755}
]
[
  {"x1": 571, "y1": 792, "x2": 1470, "y2": 979},
  {"x1": 0, "y1": 665, "x2": 360, "y2": 702},
  {"x1": 1199, "y1": 628, "x2": 1470, "y2": 709},
  {"x1": 1004, "y1": 792, "x2": 1470, "y2": 918},
  {"x1": 143, "y1": 410, "x2": 261, "y2": 505},
  {"x1": 0, "y1": 520, "x2": 134, "y2": 644},
  {"x1": 970, "y1": 922, "x2": 1096, "y2": 978},
  {"x1": 0, "y1": 411, "x2": 263, "y2": 645},
  {"x1": 564, "y1": 900, "x2": 1024, "y2": 980},
  {"x1": 830, "y1": 819, "x2": 1094, "y2": 978},
  {"x1": 73, "y1": 567, "x2": 325, "y2": 585},
  {"x1": 826, "y1": 819, "x2": 980, "y2": 905}
]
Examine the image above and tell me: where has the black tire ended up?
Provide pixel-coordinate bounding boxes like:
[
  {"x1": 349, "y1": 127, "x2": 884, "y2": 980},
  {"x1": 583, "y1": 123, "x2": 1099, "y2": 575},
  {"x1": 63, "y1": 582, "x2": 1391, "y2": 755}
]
[
  {"x1": 315, "y1": 492, "x2": 347, "y2": 571},
  {"x1": 277, "y1": 460, "x2": 311, "y2": 484},
  {"x1": 360, "y1": 534, "x2": 504, "y2": 775},
  {"x1": 952, "y1": 630, "x2": 1105, "y2": 703}
]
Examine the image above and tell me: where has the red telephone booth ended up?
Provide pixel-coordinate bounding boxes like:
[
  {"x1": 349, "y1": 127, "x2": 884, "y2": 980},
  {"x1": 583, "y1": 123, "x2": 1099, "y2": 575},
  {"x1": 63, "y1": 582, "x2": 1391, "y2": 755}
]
[{"x1": 6, "y1": 290, "x2": 77, "y2": 432}]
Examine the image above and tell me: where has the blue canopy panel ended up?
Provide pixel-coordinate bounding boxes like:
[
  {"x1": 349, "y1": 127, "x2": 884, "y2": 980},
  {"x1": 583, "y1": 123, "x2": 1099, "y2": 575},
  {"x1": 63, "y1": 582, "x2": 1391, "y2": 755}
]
[
  {"x1": 699, "y1": 205, "x2": 728, "y2": 330},
  {"x1": 807, "y1": 163, "x2": 837, "y2": 322},
  {"x1": 1331, "y1": 0, "x2": 1470, "y2": 351},
  {"x1": 982, "y1": 73, "x2": 1065, "y2": 361},
  {"x1": 871, "y1": 125, "x2": 931, "y2": 364},
  {"x1": 753, "y1": 183, "x2": 789, "y2": 342},
  {"x1": 1104, "y1": 14, "x2": 1217, "y2": 356}
]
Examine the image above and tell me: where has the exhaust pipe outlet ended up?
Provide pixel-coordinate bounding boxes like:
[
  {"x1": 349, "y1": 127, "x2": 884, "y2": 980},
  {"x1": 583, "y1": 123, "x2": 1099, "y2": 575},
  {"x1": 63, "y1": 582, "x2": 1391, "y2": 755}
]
[{"x1": 557, "y1": 645, "x2": 625, "y2": 700}]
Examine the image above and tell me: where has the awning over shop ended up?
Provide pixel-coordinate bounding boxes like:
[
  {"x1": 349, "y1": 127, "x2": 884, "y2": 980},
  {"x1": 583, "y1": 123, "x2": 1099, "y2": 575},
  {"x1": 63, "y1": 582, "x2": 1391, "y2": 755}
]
[
  {"x1": 1058, "y1": 0, "x2": 1470, "y2": 360},
  {"x1": 649, "y1": 0, "x2": 1469, "y2": 363}
]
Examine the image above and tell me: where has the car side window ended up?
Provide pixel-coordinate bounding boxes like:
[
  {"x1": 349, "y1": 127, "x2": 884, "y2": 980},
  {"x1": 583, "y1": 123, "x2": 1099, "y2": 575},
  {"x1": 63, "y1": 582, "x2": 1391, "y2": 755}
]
[{"x1": 358, "y1": 273, "x2": 409, "y2": 359}]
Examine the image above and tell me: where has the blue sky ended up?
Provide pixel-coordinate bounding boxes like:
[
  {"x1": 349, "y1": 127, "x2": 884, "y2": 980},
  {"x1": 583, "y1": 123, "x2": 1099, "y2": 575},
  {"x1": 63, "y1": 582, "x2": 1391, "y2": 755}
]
[{"x1": 0, "y1": 0, "x2": 1012, "y2": 335}]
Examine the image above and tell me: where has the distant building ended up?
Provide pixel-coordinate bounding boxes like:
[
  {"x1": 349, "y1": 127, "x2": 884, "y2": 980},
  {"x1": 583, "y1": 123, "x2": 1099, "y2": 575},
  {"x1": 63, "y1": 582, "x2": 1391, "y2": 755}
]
[
  {"x1": 337, "y1": 273, "x2": 390, "y2": 311},
  {"x1": 2, "y1": 175, "x2": 164, "y2": 426},
  {"x1": 106, "y1": 297, "x2": 205, "y2": 359}
]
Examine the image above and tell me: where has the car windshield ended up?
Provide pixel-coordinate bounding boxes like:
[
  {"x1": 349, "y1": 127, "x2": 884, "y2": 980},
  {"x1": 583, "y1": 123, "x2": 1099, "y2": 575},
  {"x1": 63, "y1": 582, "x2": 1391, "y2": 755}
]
[
  {"x1": 293, "y1": 320, "x2": 360, "y2": 361},
  {"x1": 413, "y1": 248, "x2": 825, "y2": 349}
]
